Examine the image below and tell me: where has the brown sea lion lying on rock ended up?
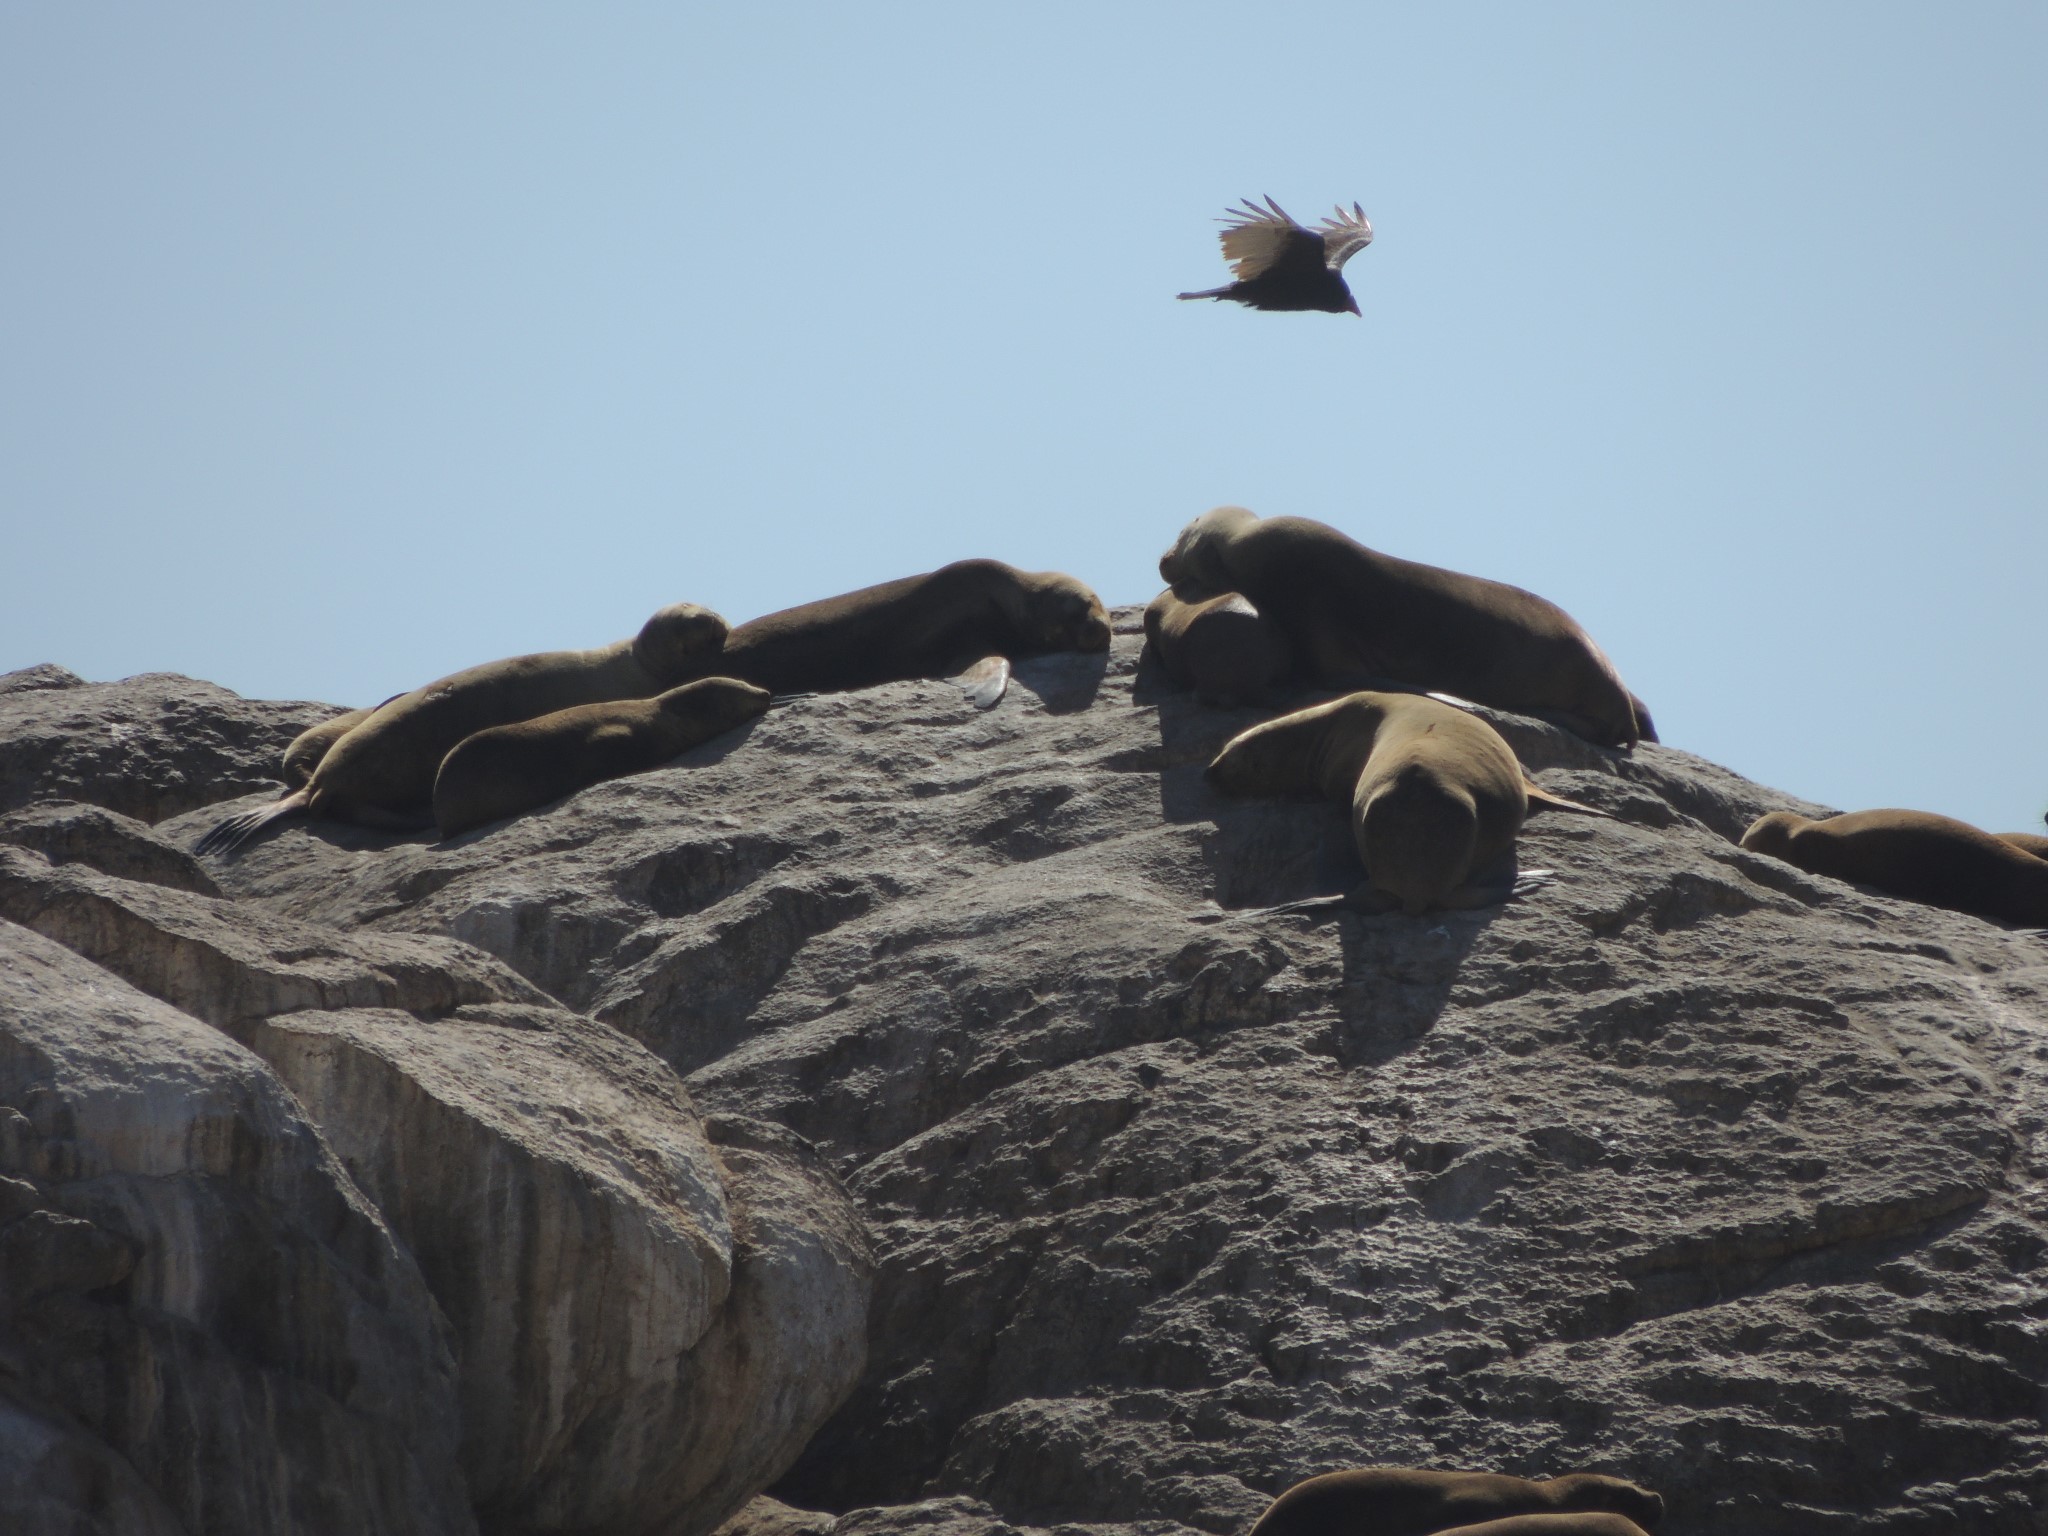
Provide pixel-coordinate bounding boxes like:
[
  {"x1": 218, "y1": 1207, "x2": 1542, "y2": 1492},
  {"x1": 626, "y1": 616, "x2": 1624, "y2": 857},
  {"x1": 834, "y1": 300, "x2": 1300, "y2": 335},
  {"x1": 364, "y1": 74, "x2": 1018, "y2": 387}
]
[
  {"x1": 1208, "y1": 690, "x2": 1607, "y2": 914},
  {"x1": 1997, "y1": 831, "x2": 2048, "y2": 860},
  {"x1": 1432, "y1": 1516, "x2": 1654, "y2": 1536},
  {"x1": 279, "y1": 704, "x2": 382, "y2": 790},
  {"x1": 666, "y1": 558, "x2": 1111, "y2": 699},
  {"x1": 1160, "y1": 506, "x2": 1652, "y2": 746},
  {"x1": 1246, "y1": 1467, "x2": 1664, "y2": 1536},
  {"x1": 197, "y1": 602, "x2": 730, "y2": 854},
  {"x1": 1143, "y1": 586, "x2": 1292, "y2": 707},
  {"x1": 431, "y1": 678, "x2": 773, "y2": 838},
  {"x1": 1740, "y1": 807, "x2": 2048, "y2": 927}
]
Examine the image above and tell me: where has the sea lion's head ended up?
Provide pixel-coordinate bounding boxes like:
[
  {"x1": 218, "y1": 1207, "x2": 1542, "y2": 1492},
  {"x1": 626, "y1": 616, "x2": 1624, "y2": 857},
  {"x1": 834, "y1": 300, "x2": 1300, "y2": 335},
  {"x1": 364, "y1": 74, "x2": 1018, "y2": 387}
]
[
  {"x1": 1159, "y1": 505, "x2": 1259, "y2": 590},
  {"x1": 1360, "y1": 764, "x2": 1478, "y2": 914},
  {"x1": 1738, "y1": 811, "x2": 1807, "y2": 859},
  {"x1": 655, "y1": 677, "x2": 773, "y2": 732},
  {"x1": 634, "y1": 602, "x2": 731, "y2": 681},
  {"x1": 1547, "y1": 1473, "x2": 1665, "y2": 1529},
  {"x1": 1026, "y1": 574, "x2": 1112, "y2": 652}
]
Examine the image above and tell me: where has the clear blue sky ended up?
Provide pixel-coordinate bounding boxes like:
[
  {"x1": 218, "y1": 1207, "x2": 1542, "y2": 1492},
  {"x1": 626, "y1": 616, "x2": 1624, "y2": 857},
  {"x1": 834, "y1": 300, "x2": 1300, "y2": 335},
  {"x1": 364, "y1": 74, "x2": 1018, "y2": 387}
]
[{"x1": 5, "y1": 4, "x2": 2044, "y2": 831}]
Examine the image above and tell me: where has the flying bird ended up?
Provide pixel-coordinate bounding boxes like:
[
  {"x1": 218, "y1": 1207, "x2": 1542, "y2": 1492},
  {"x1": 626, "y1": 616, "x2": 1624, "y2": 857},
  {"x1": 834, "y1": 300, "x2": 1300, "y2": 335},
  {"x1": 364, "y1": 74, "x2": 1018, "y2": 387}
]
[{"x1": 1177, "y1": 196, "x2": 1374, "y2": 315}]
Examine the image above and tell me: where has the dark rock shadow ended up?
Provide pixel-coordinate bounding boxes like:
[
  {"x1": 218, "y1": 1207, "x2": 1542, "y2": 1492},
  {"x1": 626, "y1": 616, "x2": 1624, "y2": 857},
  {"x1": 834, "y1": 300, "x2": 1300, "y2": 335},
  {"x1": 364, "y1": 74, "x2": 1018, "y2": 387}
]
[
  {"x1": 1325, "y1": 901, "x2": 1500, "y2": 1068},
  {"x1": 1009, "y1": 648, "x2": 1110, "y2": 714}
]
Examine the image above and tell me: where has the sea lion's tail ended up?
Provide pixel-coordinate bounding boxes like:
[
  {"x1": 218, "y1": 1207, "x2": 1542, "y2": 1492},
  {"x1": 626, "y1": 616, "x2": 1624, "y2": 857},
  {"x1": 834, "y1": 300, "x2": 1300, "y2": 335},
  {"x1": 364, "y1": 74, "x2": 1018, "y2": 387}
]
[{"x1": 195, "y1": 790, "x2": 310, "y2": 857}]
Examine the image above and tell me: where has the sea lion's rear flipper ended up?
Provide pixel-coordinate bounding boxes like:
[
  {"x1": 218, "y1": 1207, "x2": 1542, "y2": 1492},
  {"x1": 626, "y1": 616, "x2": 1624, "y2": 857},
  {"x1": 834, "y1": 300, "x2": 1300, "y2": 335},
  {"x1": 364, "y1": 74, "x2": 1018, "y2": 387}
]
[
  {"x1": 951, "y1": 655, "x2": 1011, "y2": 710},
  {"x1": 194, "y1": 790, "x2": 311, "y2": 857},
  {"x1": 1522, "y1": 780, "x2": 1613, "y2": 819}
]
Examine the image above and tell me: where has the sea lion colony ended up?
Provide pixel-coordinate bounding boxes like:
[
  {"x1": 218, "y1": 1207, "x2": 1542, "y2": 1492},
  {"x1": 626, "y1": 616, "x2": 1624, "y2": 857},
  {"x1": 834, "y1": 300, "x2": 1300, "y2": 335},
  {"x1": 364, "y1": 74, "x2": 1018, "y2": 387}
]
[{"x1": 187, "y1": 509, "x2": 2035, "y2": 1530}]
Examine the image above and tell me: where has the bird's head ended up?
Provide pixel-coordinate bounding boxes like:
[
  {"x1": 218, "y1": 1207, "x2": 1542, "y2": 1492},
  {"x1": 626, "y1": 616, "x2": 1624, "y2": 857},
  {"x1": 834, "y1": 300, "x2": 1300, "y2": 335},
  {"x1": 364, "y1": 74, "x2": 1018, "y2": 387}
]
[{"x1": 1344, "y1": 293, "x2": 1361, "y2": 316}]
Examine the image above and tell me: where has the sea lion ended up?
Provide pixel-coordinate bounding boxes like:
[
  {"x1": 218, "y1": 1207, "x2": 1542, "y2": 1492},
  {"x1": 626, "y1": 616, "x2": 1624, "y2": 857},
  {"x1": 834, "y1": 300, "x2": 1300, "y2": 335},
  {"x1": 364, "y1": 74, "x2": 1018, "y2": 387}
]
[
  {"x1": 1433, "y1": 1516, "x2": 1654, "y2": 1536},
  {"x1": 1739, "y1": 808, "x2": 2048, "y2": 927},
  {"x1": 1143, "y1": 586, "x2": 1291, "y2": 707},
  {"x1": 197, "y1": 602, "x2": 730, "y2": 854},
  {"x1": 666, "y1": 559, "x2": 1111, "y2": 696},
  {"x1": 1207, "y1": 690, "x2": 1606, "y2": 915},
  {"x1": 1997, "y1": 831, "x2": 2048, "y2": 860},
  {"x1": 1246, "y1": 1468, "x2": 1665, "y2": 1536},
  {"x1": 279, "y1": 698, "x2": 405, "y2": 789},
  {"x1": 1159, "y1": 507, "x2": 1651, "y2": 747},
  {"x1": 432, "y1": 678, "x2": 773, "y2": 837}
]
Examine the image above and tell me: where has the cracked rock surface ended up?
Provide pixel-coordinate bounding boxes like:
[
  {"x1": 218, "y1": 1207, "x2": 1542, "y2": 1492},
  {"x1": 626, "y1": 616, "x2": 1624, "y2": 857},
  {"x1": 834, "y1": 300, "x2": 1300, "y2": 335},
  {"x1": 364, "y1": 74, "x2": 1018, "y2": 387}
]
[
  {"x1": 1, "y1": 682, "x2": 872, "y2": 1536},
  {"x1": 6, "y1": 610, "x2": 2048, "y2": 1536}
]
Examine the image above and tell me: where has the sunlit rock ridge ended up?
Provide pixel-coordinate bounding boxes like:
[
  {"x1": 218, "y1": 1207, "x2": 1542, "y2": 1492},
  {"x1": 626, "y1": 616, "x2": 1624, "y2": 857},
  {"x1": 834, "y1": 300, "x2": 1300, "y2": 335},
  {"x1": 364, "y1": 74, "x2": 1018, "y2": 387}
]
[{"x1": 0, "y1": 612, "x2": 2042, "y2": 1536}]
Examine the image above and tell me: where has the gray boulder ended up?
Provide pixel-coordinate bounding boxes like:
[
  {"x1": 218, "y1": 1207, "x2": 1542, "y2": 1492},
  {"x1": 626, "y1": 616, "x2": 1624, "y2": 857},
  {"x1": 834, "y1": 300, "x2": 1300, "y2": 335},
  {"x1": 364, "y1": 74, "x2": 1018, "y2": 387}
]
[
  {"x1": 0, "y1": 918, "x2": 474, "y2": 1536},
  {"x1": 11, "y1": 615, "x2": 2048, "y2": 1535}
]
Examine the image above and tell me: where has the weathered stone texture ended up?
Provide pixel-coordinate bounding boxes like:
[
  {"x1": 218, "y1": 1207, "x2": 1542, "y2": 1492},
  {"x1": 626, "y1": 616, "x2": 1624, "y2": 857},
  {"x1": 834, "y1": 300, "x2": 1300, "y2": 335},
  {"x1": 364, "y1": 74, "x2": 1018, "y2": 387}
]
[{"x1": 7, "y1": 620, "x2": 2048, "y2": 1535}]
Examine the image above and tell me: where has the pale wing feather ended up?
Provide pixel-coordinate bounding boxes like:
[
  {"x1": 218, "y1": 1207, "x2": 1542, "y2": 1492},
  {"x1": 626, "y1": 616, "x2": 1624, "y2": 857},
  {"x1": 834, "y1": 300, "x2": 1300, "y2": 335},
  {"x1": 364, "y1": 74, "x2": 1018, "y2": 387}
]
[
  {"x1": 1316, "y1": 202, "x2": 1375, "y2": 270},
  {"x1": 1214, "y1": 195, "x2": 1324, "y2": 281}
]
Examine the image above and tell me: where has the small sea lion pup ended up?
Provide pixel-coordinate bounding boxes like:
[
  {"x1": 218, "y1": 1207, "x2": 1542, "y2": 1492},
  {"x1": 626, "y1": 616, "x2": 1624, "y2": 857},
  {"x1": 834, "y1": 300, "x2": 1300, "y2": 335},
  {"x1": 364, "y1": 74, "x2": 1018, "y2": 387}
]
[
  {"x1": 197, "y1": 602, "x2": 729, "y2": 854},
  {"x1": 1160, "y1": 507, "x2": 1652, "y2": 747},
  {"x1": 1246, "y1": 1467, "x2": 1664, "y2": 1536},
  {"x1": 1143, "y1": 586, "x2": 1291, "y2": 707},
  {"x1": 1740, "y1": 808, "x2": 2048, "y2": 928},
  {"x1": 1207, "y1": 690, "x2": 1606, "y2": 914},
  {"x1": 668, "y1": 558, "x2": 1111, "y2": 700},
  {"x1": 432, "y1": 678, "x2": 772, "y2": 838}
]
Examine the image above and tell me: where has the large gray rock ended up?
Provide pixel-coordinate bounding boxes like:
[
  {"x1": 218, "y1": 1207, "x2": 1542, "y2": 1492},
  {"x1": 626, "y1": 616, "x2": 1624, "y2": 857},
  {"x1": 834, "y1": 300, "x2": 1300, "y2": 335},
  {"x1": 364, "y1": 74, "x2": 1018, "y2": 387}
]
[
  {"x1": 17, "y1": 621, "x2": 2048, "y2": 1535},
  {"x1": 0, "y1": 666, "x2": 334, "y2": 823},
  {"x1": 0, "y1": 918, "x2": 475, "y2": 1536},
  {"x1": 0, "y1": 676, "x2": 875, "y2": 1536}
]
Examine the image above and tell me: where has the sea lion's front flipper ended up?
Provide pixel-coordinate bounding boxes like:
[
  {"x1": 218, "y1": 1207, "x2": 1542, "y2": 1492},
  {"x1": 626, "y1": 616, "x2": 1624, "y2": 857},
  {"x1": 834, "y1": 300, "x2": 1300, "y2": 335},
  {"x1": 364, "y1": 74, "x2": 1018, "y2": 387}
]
[
  {"x1": 952, "y1": 655, "x2": 1011, "y2": 710},
  {"x1": 1522, "y1": 780, "x2": 1613, "y2": 819}
]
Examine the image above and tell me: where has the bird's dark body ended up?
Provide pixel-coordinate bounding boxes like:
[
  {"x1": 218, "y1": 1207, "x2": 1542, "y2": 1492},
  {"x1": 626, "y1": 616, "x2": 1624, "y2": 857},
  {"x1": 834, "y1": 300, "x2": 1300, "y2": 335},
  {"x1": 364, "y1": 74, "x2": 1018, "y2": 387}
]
[
  {"x1": 1178, "y1": 196, "x2": 1373, "y2": 315},
  {"x1": 1180, "y1": 269, "x2": 1357, "y2": 313}
]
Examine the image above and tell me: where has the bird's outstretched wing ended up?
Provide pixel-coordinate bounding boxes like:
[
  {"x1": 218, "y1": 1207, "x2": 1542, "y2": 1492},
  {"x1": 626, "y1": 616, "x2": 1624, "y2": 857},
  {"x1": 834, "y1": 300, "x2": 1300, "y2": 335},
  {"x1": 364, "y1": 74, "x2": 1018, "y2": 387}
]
[
  {"x1": 1215, "y1": 196, "x2": 1327, "y2": 281},
  {"x1": 1316, "y1": 202, "x2": 1374, "y2": 270}
]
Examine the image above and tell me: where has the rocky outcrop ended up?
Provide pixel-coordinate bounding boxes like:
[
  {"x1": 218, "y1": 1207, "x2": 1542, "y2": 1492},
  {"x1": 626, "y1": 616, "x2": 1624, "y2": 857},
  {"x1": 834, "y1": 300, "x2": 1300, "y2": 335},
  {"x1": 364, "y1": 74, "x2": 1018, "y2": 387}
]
[
  {"x1": 2, "y1": 687, "x2": 874, "y2": 1535},
  {"x1": 0, "y1": 919, "x2": 473, "y2": 1536},
  {"x1": 6, "y1": 618, "x2": 2047, "y2": 1536},
  {"x1": 0, "y1": 670, "x2": 334, "y2": 824}
]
